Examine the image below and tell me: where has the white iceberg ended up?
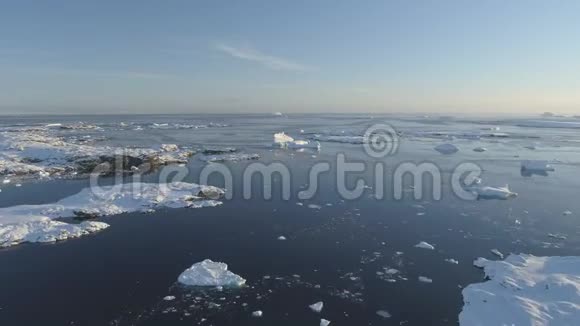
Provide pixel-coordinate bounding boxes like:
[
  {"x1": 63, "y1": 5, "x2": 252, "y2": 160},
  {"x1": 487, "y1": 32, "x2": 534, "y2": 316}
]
[
  {"x1": 177, "y1": 259, "x2": 246, "y2": 287},
  {"x1": 376, "y1": 310, "x2": 391, "y2": 319},
  {"x1": 418, "y1": 276, "x2": 433, "y2": 283},
  {"x1": 460, "y1": 254, "x2": 580, "y2": 326},
  {"x1": 415, "y1": 241, "x2": 435, "y2": 250},
  {"x1": 252, "y1": 310, "x2": 263, "y2": 317},
  {"x1": 473, "y1": 147, "x2": 487, "y2": 152},
  {"x1": 434, "y1": 143, "x2": 459, "y2": 155},
  {"x1": 491, "y1": 249, "x2": 504, "y2": 259},
  {"x1": 320, "y1": 319, "x2": 331, "y2": 326}
]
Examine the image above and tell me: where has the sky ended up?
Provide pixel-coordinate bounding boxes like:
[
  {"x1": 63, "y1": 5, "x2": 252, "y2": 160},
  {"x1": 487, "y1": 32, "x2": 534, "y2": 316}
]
[{"x1": 0, "y1": 0, "x2": 579, "y2": 115}]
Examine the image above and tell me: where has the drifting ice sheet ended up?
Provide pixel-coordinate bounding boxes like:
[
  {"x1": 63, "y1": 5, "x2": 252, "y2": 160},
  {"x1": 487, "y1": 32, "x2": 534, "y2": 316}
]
[
  {"x1": 460, "y1": 254, "x2": 580, "y2": 326},
  {"x1": 177, "y1": 259, "x2": 246, "y2": 287},
  {"x1": 0, "y1": 182, "x2": 224, "y2": 248}
]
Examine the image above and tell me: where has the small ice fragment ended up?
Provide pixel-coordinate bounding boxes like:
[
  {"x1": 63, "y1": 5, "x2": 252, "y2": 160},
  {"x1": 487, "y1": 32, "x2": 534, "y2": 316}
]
[
  {"x1": 415, "y1": 241, "x2": 435, "y2": 250},
  {"x1": 434, "y1": 143, "x2": 459, "y2": 155},
  {"x1": 163, "y1": 296, "x2": 176, "y2": 301},
  {"x1": 473, "y1": 147, "x2": 487, "y2": 152},
  {"x1": 472, "y1": 185, "x2": 517, "y2": 200},
  {"x1": 320, "y1": 319, "x2": 331, "y2": 326},
  {"x1": 308, "y1": 204, "x2": 322, "y2": 209},
  {"x1": 252, "y1": 310, "x2": 263, "y2": 318},
  {"x1": 2, "y1": 179, "x2": 10, "y2": 184},
  {"x1": 445, "y1": 258, "x2": 459, "y2": 265},
  {"x1": 563, "y1": 210, "x2": 573, "y2": 216},
  {"x1": 491, "y1": 249, "x2": 504, "y2": 259},
  {"x1": 309, "y1": 301, "x2": 324, "y2": 313},
  {"x1": 418, "y1": 276, "x2": 433, "y2": 283},
  {"x1": 277, "y1": 236, "x2": 287, "y2": 241},
  {"x1": 376, "y1": 310, "x2": 391, "y2": 319},
  {"x1": 15, "y1": 184, "x2": 22, "y2": 187}
]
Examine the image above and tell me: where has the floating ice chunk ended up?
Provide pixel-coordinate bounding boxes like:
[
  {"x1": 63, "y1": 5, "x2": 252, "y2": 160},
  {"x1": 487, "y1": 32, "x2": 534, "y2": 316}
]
[
  {"x1": 274, "y1": 132, "x2": 294, "y2": 144},
  {"x1": 320, "y1": 319, "x2": 331, "y2": 326},
  {"x1": 376, "y1": 310, "x2": 391, "y2": 319},
  {"x1": 472, "y1": 185, "x2": 517, "y2": 200},
  {"x1": 308, "y1": 204, "x2": 322, "y2": 209},
  {"x1": 274, "y1": 132, "x2": 320, "y2": 150},
  {"x1": 491, "y1": 249, "x2": 504, "y2": 259},
  {"x1": 177, "y1": 259, "x2": 246, "y2": 287},
  {"x1": 252, "y1": 310, "x2": 263, "y2": 318},
  {"x1": 473, "y1": 147, "x2": 487, "y2": 152},
  {"x1": 163, "y1": 296, "x2": 176, "y2": 301},
  {"x1": 309, "y1": 301, "x2": 324, "y2": 313},
  {"x1": 418, "y1": 276, "x2": 433, "y2": 283},
  {"x1": 415, "y1": 241, "x2": 435, "y2": 250},
  {"x1": 563, "y1": 210, "x2": 573, "y2": 216},
  {"x1": 521, "y1": 160, "x2": 555, "y2": 172},
  {"x1": 277, "y1": 236, "x2": 287, "y2": 241},
  {"x1": 445, "y1": 258, "x2": 459, "y2": 265},
  {"x1": 460, "y1": 254, "x2": 580, "y2": 326},
  {"x1": 2, "y1": 179, "x2": 10, "y2": 184},
  {"x1": 434, "y1": 143, "x2": 459, "y2": 155},
  {"x1": 0, "y1": 217, "x2": 109, "y2": 248}
]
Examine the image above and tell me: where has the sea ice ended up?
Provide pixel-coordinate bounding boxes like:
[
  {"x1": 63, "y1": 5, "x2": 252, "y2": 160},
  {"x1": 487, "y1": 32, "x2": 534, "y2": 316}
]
[
  {"x1": 415, "y1": 241, "x2": 435, "y2": 250},
  {"x1": 376, "y1": 310, "x2": 391, "y2": 318},
  {"x1": 0, "y1": 217, "x2": 109, "y2": 248},
  {"x1": 273, "y1": 132, "x2": 320, "y2": 150},
  {"x1": 491, "y1": 249, "x2": 504, "y2": 259},
  {"x1": 460, "y1": 254, "x2": 580, "y2": 326},
  {"x1": 252, "y1": 310, "x2": 263, "y2": 317},
  {"x1": 199, "y1": 153, "x2": 260, "y2": 162},
  {"x1": 320, "y1": 319, "x2": 331, "y2": 326},
  {"x1": 418, "y1": 276, "x2": 433, "y2": 283},
  {"x1": 277, "y1": 236, "x2": 287, "y2": 241},
  {"x1": 471, "y1": 184, "x2": 517, "y2": 200},
  {"x1": 309, "y1": 301, "x2": 324, "y2": 313},
  {"x1": 177, "y1": 259, "x2": 246, "y2": 287},
  {"x1": 0, "y1": 182, "x2": 223, "y2": 247},
  {"x1": 473, "y1": 147, "x2": 487, "y2": 152},
  {"x1": 445, "y1": 258, "x2": 459, "y2": 265}
]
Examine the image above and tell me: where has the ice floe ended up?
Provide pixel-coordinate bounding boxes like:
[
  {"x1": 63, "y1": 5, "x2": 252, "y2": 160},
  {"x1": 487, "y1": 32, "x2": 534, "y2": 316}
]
[
  {"x1": 251, "y1": 310, "x2": 263, "y2": 317},
  {"x1": 473, "y1": 147, "x2": 487, "y2": 152},
  {"x1": 320, "y1": 319, "x2": 331, "y2": 326},
  {"x1": 0, "y1": 127, "x2": 194, "y2": 179},
  {"x1": 0, "y1": 182, "x2": 223, "y2": 248},
  {"x1": 376, "y1": 310, "x2": 392, "y2": 319},
  {"x1": 445, "y1": 258, "x2": 459, "y2": 265},
  {"x1": 434, "y1": 143, "x2": 459, "y2": 155},
  {"x1": 177, "y1": 259, "x2": 246, "y2": 287},
  {"x1": 0, "y1": 217, "x2": 109, "y2": 248},
  {"x1": 468, "y1": 181, "x2": 518, "y2": 200},
  {"x1": 491, "y1": 249, "x2": 504, "y2": 259},
  {"x1": 273, "y1": 132, "x2": 320, "y2": 150},
  {"x1": 460, "y1": 254, "x2": 580, "y2": 326},
  {"x1": 415, "y1": 241, "x2": 435, "y2": 250},
  {"x1": 418, "y1": 276, "x2": 433, "y2": 283},
  {"x1": 309, "y1": 301, "x2": 324, "y2": 313}
]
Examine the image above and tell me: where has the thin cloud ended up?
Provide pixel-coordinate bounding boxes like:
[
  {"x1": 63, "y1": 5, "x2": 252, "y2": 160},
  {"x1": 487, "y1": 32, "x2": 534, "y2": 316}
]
[{"x1": 214, "y1": 43, "x2": 311, "y2": 72}]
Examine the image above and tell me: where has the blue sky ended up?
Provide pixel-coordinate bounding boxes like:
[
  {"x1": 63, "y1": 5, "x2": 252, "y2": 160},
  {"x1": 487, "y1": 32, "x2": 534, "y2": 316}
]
[{"x1": 1, "y1": 0, "x2": 579, "y2": 115}]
